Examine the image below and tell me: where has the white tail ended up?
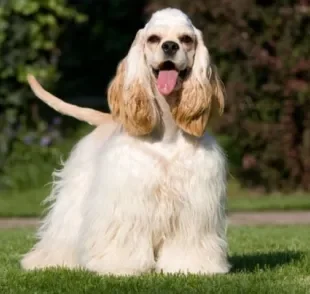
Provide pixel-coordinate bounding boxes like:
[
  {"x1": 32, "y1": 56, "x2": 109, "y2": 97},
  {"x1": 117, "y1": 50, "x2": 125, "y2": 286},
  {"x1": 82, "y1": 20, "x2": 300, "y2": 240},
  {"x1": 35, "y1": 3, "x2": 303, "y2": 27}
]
[{"x1": 27, "y1": 75, "x2": 112, "y2": 126}]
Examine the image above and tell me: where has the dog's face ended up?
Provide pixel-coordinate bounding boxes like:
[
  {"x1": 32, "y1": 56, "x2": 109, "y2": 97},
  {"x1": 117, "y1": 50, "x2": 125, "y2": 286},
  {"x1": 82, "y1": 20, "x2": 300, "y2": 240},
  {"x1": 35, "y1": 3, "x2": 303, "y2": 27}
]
[
  {"x1": 144, "y1": 20, "x2": 196, "y2": 96},
  {"x1": 107, "y1": 8, "x2": 225, "y2": 137}
]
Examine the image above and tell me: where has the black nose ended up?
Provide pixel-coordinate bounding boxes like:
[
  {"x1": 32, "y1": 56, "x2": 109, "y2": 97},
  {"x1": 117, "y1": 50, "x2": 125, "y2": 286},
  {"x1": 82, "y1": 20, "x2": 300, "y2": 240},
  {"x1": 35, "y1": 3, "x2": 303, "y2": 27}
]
[{"x1": 161, "y1": 41, "x2": 179, "y2": 55}]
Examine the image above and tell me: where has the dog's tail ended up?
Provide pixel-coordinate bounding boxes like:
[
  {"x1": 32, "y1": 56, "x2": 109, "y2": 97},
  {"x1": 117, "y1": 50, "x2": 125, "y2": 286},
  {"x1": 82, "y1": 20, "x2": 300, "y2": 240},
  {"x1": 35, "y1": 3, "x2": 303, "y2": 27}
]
[{"x1": 27, "y1": 74, "x2": 112, "y2": 126}]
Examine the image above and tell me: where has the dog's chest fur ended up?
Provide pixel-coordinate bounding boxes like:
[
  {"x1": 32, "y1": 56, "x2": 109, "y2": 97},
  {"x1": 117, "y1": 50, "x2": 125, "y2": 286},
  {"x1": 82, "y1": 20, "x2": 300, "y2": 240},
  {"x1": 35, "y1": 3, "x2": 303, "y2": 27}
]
[
  {"x1": 99, "y1": 130, "x2": 205, "y2": 253},
  {"x1": 138, "y1": 134, "x2": 200, "y2": 249}
]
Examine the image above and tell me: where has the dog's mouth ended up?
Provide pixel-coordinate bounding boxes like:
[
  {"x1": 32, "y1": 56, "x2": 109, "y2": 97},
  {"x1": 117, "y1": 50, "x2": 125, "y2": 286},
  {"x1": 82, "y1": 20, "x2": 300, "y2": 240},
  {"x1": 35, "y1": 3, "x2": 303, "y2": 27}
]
[{"x1": 152, "y1": 61, "x2": 189, "y2": 96}]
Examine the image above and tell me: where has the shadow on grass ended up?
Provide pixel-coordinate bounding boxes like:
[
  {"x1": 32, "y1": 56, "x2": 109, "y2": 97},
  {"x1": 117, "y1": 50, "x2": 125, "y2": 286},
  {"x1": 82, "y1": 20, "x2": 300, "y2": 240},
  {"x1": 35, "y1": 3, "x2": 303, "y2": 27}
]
[{"x1": 231, "y1": 250, "x2": 303, "y2": 273}]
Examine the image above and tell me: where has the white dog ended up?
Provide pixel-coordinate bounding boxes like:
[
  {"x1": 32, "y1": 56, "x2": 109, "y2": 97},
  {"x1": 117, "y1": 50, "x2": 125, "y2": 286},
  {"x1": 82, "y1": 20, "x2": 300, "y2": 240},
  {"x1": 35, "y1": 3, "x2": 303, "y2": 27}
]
[{"x1": 21, "y1": 8, "x2": 230, "y2": 276}]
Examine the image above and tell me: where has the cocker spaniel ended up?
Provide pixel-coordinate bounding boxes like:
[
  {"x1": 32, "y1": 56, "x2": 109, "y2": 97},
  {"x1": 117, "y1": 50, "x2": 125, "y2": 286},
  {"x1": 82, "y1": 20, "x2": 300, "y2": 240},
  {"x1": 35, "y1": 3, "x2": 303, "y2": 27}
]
[{"x1": 21, "y1": 8, "x2": 230, "y2": 275}]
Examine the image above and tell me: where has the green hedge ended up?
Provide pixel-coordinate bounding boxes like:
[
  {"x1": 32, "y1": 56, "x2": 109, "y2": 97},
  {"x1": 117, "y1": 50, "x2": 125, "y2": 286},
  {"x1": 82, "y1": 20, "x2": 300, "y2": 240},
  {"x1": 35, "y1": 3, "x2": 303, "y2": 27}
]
[
  {"x1": 0, "y1": 0, "x2": 147, "y2": 190},
  {"x1": 0, "y1": 0, "x2": 85, "y2": 189},
  {"x1": 2, "y1": 0, "x2": 309, "y2": 193},
  {"x1": 56, "y1": 0, "x2": 146, "y2": 101},
  {"x1": 147, "y1": 0, "x2": 310, "y2": 192}
]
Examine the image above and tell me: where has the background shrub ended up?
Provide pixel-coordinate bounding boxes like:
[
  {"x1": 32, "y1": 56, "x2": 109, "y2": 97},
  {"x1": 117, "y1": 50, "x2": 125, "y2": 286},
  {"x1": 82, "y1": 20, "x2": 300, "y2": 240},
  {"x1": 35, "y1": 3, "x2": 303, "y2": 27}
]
[
  {"x1": 1, "y1": 0, "x2": 309, "y2": 194},
  {"x1": 147, "y1": 0, "x2": 310, "y2": 192},
  {"x1": 0, "y1": 0, "x2": 147, "y2": 191},
  {"x1": 0, "y1": 0, "x2": 85, "y2": 189},
  {"x1": 56, "y1": 0, "x2": 147, "y2": 106}
]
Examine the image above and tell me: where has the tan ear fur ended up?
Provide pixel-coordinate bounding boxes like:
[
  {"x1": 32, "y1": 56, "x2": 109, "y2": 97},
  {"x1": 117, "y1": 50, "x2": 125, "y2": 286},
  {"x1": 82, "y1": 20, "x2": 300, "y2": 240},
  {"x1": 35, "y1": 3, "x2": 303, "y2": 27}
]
[
  {"x1": 172, "y1": 67, "x2": 225, "y2": 137},
  {"x1": 121, "y1": 81, "x2": 158, "y2": 136},
  {"x1": 108, "y1": 65, "x2": 158, "y2": 136},
  {"x1": 208, "y1": 65, "x2": 225, "y2": 124},
  {"x1": 172, "y1": 78, "x2": 211, "y2": 137},
  {"x1": 107, "y1": 29, "x2": 158, "y2": 136},
  {"x1": 107, "y1": 59, "x2": 126, "y2": 120},
  {"x1": 172, "y1": 29, "x2": 225, "y2": 137}
]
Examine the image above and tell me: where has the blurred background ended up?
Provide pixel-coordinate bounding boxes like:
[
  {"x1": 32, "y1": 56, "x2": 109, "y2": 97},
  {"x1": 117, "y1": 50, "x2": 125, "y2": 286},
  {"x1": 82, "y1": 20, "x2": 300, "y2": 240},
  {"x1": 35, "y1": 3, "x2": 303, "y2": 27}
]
[{"x1": 0, "y1": 0, "x2": 309, "y2": 216}]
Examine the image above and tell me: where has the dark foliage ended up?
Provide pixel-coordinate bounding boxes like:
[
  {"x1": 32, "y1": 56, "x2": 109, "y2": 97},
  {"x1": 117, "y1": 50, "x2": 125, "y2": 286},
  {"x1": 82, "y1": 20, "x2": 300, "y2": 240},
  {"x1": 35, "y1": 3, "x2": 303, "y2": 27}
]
[
  {"x1": 1, "y1": 0, "x2": 309, "y2": 193},
  {"x1": 56, "y1": 0, "x2": 147, "y2": 110},
  {"x1": 0, "y1": 0, "x2": 84, "y2": 189},
  {"x1": 147, "y1": 0, "x2": 310, "y2": 192}
]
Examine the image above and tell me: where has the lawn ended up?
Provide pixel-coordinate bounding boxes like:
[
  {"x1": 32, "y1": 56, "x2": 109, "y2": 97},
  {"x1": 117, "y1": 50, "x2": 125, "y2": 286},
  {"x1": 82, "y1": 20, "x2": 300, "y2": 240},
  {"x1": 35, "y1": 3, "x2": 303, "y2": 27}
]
[{"x1": 0, "y1": 226, "x2": 309, "y2": 293}]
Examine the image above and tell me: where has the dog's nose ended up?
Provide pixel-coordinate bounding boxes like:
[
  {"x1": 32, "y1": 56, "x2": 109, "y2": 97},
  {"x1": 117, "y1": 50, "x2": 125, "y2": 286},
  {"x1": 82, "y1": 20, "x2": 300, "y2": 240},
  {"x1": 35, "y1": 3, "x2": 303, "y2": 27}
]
[{"x1": 161, "y1": 41, "x2": 179, "y2": 55}]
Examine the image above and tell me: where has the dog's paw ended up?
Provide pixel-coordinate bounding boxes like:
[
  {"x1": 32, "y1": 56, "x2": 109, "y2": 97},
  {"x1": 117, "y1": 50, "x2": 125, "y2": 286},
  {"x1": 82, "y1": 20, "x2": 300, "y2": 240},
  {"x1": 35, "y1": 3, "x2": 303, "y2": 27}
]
[{"x1": 21, "y1": 247, "x2": 79, "y2": 270}]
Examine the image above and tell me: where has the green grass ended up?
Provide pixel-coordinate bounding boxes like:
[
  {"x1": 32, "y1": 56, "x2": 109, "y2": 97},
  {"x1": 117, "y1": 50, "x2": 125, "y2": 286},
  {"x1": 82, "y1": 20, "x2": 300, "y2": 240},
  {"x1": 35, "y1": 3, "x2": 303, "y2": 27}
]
[
  {"x1": 227, "y1": 180, "x2": 310, "y2": 212},
  {"x1": 229, "y1": 195, "x2": 310, "y2": 211},
  {"x1": 0, "y1": 226, "x2": 309, "y2": 293},
  {"x1": 1, "y1": 182, "x2": 310, "y2": 217},
  {"x1": 0, "y1": 187, "x2": 49, "y2": 217}
]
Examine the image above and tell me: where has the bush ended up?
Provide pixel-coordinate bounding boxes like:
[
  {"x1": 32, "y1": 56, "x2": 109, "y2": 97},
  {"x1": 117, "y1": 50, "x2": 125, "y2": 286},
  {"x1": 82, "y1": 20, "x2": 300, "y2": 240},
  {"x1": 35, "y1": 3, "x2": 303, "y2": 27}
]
[
  {"x1": 0, "y1": 0, "x2": 147, "y2": 191},
  {"x1": 2, "y1": 124, "x2": 91, "y2": 190},
  {"x1": 146, "y1": 0, "x2": 310, "y2": 192},
  {"x1": 56, "y1": 0, "x2": 147, "y2": 103},
  {"x1": 0, "y1": 0, "x2": 86, "y2": 189}
]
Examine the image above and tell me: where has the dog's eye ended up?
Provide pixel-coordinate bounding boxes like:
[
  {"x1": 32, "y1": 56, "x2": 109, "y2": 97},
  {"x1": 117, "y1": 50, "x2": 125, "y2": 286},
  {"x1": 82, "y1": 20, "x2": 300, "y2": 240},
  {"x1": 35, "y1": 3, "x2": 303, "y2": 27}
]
[
  {"x1": 180, "y1": 35, "x2": 193, "y2": 44},
  {"x1": 147, "y1": 35, "x2": 161, "y2": 43}
]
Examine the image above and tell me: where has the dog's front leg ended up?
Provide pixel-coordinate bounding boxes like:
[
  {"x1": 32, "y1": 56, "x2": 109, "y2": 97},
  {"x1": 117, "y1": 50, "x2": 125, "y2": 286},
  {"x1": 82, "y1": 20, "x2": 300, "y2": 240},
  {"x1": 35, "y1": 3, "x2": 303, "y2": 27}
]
[
  {"x1": 77, "y1": 143, "x2": 160, "y2": 276},
  {"x1": 156, "y1": 140, "x2": 231, "y2": 275}
]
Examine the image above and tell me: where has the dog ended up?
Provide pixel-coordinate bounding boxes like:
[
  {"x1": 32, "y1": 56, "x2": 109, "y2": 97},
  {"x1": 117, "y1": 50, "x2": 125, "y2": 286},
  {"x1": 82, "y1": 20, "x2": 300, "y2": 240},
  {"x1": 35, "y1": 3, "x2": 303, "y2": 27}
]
[{"x1": 21, "y1": 8, "x2": 230, "y2": 276}]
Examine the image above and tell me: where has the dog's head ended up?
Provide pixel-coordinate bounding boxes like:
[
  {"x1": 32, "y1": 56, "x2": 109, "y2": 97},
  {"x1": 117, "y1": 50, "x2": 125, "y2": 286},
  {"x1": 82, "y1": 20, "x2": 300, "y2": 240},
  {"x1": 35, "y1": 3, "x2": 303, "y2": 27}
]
[{"x1": 108, "y1": 8, "x2": 225, "y2": 137}]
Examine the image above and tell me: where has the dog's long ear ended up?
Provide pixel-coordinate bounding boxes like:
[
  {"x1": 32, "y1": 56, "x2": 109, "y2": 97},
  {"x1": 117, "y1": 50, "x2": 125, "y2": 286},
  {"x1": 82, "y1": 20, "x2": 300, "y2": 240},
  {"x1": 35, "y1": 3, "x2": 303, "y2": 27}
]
[
  {"x1": 107, "y1": 29, "x2": 159, "y2": 136},
  {"x1": 172, "y1": 28, "x2": 225, "y2": 137},
  {"x1": 208, "y1": 64, "x2": 225, "y2": 125},
  {"x1": 108, "y1": 59, "x2": 126, "y2": 121}
]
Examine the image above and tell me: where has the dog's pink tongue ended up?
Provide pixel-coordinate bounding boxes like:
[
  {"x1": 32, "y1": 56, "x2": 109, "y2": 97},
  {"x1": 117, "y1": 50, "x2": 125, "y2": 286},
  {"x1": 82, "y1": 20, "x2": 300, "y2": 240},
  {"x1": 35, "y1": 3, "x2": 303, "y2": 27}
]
[{"x1": 156, "y1": 70, "x2": 178, "y2": 96}]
